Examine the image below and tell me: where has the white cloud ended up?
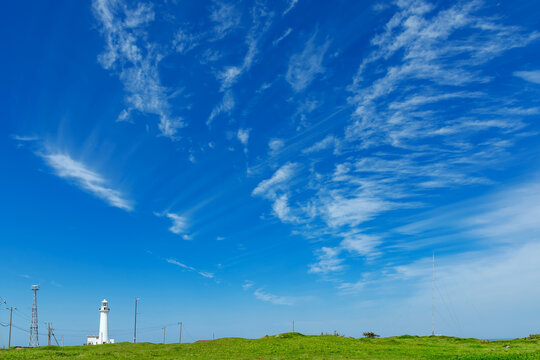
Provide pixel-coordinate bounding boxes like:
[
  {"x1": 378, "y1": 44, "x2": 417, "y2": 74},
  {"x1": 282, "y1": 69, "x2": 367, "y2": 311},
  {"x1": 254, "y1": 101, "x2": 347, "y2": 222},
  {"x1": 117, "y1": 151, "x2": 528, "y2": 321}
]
[
  {"x1": 253, "y1": 288, "x2": 294, "y2": 305},
  {"x1": 340, "y1": 232, "x2": 381, "y2": 257},
  {"x1": 210, "y1": 1, "x2": 241, "y2": 39},
  {"x1": 268, "y1": 138, "x2": 285, "y2": 154},
  {"x1": 337, "y1": 280, "x2": 366, "y2": 295},
  {"x1": 286, "y1": 33, "x2": 330, "y2": 92},
  {"x1": 302, "y1": 135, "x2": 340, "y2": 154},
  {"x1": 308, "y1": 247, "x2": 344, "y2": 274},
  {"x1": 242, "y1": 281, "x2": 254, "y2": 290},
  {"x1": 252, "y1": 163, "x2": 297, "y2": 198},
  {"x1": 173, "y1": 28, "x2": 199, "y2": 54},
  {"x1": 322, "y1": 192, "x2": 394, "y2": 228},
  {"x1": 272, "y1": 194, "x2": 297, "y2": 222},
  {"x1": 92, "y1": 0, "x2": 183, "y2": 138},
  {"x1": 41, "y1": 152, "x2": 132, "y2": 211},
  {"x1": 166, "y1": 259, "x2": 214, "y2": 279},
  {"x1": 282, "y1": 0, "x2": 299, "y2": 16},
  {"x1": 155, "y1": 212, "x2": 190, "y2": 237},
  {"x1": 237, "y1": 128, "x2": 250, "y2": 146},
  {"x1": 207, "y1": 90, "x2": 235, "y2": 125},
  {"x1": 347, "y1": 0, "x2": 539, "y2": 147},
  {"x1": 216, "y1": 236, "x2": 225, "y2": 241},
  {"x1": 272, "y1": 28, "x2": 292, "y2": 46},
  {"x1": 11, "y1": 134, "x2": 39, "y2": 142},
  {"x1": 214, "y1": 2, "x2": 273, "y2": 91},
  {"x1": 395, "y1": 178, "x2": 540, "y2": 247},
  {"x1": 514, "y1": 70, "x2": 540, "y2": 84},
  {"x1": 251, "y1": 1, "x2": 540, "y2": 288}
]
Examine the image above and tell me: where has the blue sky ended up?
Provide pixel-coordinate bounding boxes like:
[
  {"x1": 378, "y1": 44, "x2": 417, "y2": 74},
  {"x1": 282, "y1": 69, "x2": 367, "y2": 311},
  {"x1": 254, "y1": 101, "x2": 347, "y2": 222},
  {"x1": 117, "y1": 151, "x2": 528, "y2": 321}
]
[{"x1": 1, "y1": 0, "x2": 540, "y2": 346}]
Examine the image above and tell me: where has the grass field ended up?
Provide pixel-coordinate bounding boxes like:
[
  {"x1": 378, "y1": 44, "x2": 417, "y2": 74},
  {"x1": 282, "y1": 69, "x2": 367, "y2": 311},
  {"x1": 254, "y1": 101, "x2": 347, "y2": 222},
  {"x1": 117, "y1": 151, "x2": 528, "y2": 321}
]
[{"x1": 1, "y1": 333, "x2": 539, "y2": 359}]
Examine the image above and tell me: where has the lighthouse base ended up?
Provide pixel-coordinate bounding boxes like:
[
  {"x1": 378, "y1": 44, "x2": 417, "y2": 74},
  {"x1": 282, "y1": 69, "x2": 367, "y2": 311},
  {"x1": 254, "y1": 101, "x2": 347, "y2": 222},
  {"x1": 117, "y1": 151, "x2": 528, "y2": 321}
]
[{"x1": 87, "y1": 336, "x2": 115, "y2": 345}]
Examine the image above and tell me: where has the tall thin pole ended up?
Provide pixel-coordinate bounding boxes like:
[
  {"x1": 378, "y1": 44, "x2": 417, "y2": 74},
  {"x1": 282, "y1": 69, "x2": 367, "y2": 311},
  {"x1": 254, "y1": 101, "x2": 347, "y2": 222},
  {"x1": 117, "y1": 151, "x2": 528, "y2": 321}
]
[
  {"x1": 62, "y1": 336, "x2": 64, "y2": 347},
  {"x1": 163, "y1": 327, "x2": 166, "y2": 344},
  {"x1": 8, "y1": 307, "x2": 14, "y2": 348},
  {"x1": 431, "y1": 248, "x2": 435, "y2": 336},
  {"x1": 178, "y1": 322, "x2": 182, "y2": 344},
  {"x1": 51, "y1": 326, "x2": 59, "y2": 346},
  {"x1": 293, "y1": 320, "x2": 295, "y2": 332},
  {"x1": 133, "y1": 298, "x2": 139, "y2": 343},
  {"x1": 48, "y1": 323, "x2": 51, "y2": 346}
]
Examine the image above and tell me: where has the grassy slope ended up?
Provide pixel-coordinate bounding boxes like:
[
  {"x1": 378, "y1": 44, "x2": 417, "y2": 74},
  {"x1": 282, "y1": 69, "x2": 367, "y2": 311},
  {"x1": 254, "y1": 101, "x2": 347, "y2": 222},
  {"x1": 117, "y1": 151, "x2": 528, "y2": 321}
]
[{"x1": 1, "y1": 333, "x2": 539, "y2": 359}]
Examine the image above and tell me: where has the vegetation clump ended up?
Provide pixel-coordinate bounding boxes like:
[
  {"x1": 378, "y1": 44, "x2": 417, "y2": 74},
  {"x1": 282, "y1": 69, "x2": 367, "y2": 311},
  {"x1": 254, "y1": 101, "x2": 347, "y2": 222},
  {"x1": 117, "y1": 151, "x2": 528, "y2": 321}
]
[{"x1": 363, "y1": 331, "x2": 380, "y2": 338}]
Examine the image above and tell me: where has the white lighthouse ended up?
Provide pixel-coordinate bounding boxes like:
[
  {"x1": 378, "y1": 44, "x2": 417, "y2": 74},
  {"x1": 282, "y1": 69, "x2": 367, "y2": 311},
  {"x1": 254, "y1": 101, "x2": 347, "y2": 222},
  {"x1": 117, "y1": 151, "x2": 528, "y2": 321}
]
[{"x1": 87, "y1": 299, "x2": 115, "y2": 345}]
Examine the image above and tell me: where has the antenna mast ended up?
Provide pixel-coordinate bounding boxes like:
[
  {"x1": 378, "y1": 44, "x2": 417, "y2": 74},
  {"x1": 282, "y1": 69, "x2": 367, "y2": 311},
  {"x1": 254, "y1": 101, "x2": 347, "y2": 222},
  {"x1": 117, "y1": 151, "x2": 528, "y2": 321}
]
[
  {"x1": 431, "y1": 249, "x2": 435, "y2": 336},
  {"x1": 29, "y1": 285, "x2": 40, "y2": 347}
]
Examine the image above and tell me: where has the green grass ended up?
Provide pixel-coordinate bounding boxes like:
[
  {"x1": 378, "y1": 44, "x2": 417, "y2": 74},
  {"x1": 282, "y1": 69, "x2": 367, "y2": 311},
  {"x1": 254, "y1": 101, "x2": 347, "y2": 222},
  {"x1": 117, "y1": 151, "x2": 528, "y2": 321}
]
[{"x1": 1, "y1": 333, "x2": 539, "y2": 359}]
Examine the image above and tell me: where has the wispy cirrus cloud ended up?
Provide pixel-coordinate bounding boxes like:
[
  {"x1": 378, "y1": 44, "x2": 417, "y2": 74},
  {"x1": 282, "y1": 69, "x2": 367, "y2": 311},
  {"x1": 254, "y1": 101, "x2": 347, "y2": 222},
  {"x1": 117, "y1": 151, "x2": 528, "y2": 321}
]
[
  {"x1": 252, "y1": 163, "x2": 297, "y2": 198},
  {"x1": 207, "y1": 90, "x2": 235, "y2": 125},
  {"x1": 514, "y1": 70, "x2": 540, "y2": 84},
  {"x1": 282, "y1": 0, "x2": 299, "y2": 16},
  {"x1": 286, "y1": 33, "x2": 330, "y2": 92},
  {"x1": 11, "y1": 134, "x2": 39, "y2": 142},
  {"x1": 308, "y1": 247, "x2": 344, "y2": 275},
  {"x1": 208, "y1": 2, "x2": 273, "y2": 125},
  {"x1": 253, "y1": 288, "x2": 295, "y2": 305},
  {"x1": 41, "y1": 152, "x2": 132, "y2": 211},
  {"x1": 166, "y1": 258, "x2": 214, "y2": 279},
  {"x1": 210, "y1": 0, "x2": 241, "y2": 39},
  {"x1": 237, "y1": 128, "x2": 251, "y2": 153},
  {"x1": 272, "y1": 28, "x2": 292, "y2": 46},
  {"x1": 92, "y1": 0, "x2": 184, "y2": 138},
  {"x1": 254, "y1": 0, "x2": 540, "y2": 284},
  {"x1": 155, "y1": 211, "x2": 190, "y2": 239},
  {"x1": 268, "y1": 138, "x2": 285, "y2": 155}
]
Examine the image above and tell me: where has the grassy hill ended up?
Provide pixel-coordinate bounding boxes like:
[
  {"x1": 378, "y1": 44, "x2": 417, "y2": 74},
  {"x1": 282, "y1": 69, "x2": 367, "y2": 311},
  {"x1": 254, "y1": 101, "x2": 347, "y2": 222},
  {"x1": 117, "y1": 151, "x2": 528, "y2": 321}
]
[{"x1": 1, "y1": 333, "x2": 539, "y2": 359}]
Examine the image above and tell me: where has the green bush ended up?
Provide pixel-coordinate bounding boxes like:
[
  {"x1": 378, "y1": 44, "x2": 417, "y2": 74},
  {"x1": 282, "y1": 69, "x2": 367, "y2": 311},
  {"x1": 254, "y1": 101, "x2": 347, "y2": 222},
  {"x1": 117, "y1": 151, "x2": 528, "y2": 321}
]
[{"x1": 363, "y1": 332, "x2": 380, "y2": 338}]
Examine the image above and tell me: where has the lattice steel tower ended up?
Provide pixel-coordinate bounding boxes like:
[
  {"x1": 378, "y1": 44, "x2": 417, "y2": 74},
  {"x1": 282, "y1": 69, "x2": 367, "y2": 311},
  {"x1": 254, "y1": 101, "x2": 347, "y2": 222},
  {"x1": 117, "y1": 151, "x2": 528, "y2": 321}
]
[{"x1": 29, "y1": 285, "x2": 40, "y2": 347}]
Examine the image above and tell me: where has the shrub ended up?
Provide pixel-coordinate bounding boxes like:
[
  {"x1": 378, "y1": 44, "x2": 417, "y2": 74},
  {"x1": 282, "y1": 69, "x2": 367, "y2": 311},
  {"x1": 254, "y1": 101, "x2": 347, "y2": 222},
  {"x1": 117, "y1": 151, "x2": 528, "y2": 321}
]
[{"x1": 363, "y1": 332, "x2": 380, "y2": 338}]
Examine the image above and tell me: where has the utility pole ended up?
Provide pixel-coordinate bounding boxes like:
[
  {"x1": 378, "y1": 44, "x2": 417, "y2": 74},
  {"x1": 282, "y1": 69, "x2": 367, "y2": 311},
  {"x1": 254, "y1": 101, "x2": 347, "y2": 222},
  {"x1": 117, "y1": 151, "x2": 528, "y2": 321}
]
[
  {"x1": 431, "y1": 248, "x2": 435, "y2": 336},
  {"x1": 50, "y1": 325, "x2": 59, "y2": 346},
  {"x1": 62, "y1": 336, "x2": 64, "y2": 347},
  {"x1": 29, "y1": 285, "x2": 40, "y2": 347},
  {"x1": 133, "y1": 298, "x2": 139, "y2": 343},
  {"x1": 178, "y1": 322, "x2": 182, "y2": 344},
  {"x1": 7, "y1": 306, "x2": 15, "y2": 348},
  {"x1": 163, "y1": 327, "x2": 166, "y2": 344},
  {"x1": 293, "y1": 320, "x2": 295, "y2": 332},
  {"x1": 48, "y1": 323, "x2": 51, "y2": 346}
]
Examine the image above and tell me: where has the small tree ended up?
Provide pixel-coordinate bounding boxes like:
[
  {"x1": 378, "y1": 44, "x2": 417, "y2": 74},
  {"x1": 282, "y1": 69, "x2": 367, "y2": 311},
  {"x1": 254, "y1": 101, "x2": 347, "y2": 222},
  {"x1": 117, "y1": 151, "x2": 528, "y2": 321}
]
[{"x1": 363, "y1": 332, "x2": 380, "y2": 338}]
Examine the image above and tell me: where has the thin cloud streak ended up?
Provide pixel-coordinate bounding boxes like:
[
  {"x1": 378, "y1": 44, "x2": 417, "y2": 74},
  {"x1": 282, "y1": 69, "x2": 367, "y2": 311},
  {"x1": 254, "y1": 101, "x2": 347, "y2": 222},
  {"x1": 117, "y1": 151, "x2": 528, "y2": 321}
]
[
  {"x1": 253, "y1": 288, "x2": 295, "y2": 305},
  {"x1": 41, "y1": 152, "x2": 132, "y2": 211},
  {"x1": 514, "y1": 70, "x2": 540, "y2": 84},
  {"x1": 166, "y1": 258, "x2": 214, "y2": 279}
]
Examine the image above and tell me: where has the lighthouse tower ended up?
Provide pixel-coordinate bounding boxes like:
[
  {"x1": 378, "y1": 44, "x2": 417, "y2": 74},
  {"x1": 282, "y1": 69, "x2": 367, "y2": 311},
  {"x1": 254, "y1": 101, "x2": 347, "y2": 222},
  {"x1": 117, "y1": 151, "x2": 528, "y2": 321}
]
[
  {"x1": 99, "y1": 299, "x2": 110, "y2": 343},
  {"x1": 87, "y1": 299, "x2": 115, "y2": 345}
]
